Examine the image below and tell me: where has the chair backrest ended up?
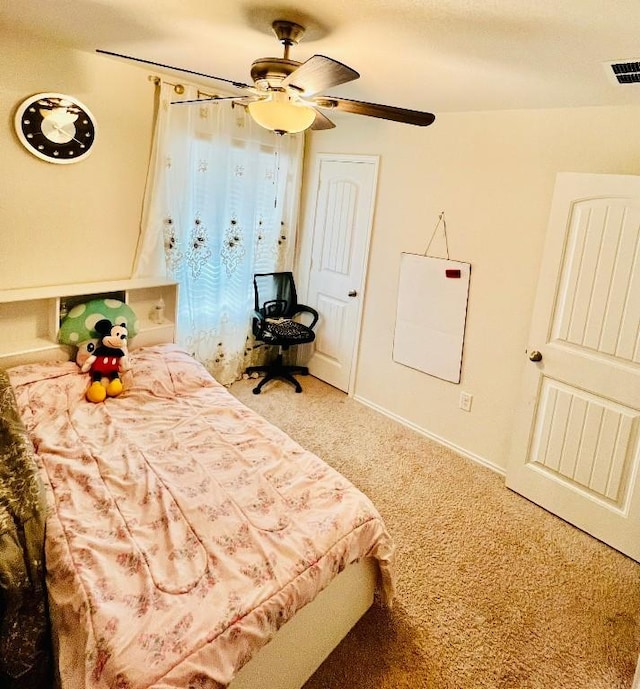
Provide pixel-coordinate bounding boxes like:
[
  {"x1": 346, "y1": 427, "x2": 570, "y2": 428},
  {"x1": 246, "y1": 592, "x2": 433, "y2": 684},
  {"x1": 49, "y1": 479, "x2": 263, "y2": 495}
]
[{"x1": 254, "y1": 272, "x2": 299, "y2": 318}]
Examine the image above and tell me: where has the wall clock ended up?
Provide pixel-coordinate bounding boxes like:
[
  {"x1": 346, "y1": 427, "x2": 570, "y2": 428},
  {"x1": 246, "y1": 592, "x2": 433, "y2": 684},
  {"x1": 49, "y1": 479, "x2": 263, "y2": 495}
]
[{"x1": 14, "y1": 92, "x2": 97, "y2": 164}]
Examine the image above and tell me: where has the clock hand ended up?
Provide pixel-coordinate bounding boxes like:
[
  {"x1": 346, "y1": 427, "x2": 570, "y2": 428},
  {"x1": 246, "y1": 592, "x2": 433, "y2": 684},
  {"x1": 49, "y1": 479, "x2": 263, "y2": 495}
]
[{"x1": 51, "y1": 122, "x2": 84, "y2": 145}]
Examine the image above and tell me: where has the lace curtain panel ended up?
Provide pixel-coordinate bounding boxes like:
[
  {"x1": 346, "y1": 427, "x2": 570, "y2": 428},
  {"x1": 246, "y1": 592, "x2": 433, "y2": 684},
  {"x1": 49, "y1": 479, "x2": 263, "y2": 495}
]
[{"x1": 134, "y1": 81, "x2": 304, "y2": 384}]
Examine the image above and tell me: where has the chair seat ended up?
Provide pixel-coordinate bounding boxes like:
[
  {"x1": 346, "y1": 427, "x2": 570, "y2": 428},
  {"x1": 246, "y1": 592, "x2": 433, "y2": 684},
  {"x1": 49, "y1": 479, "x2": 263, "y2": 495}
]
[{"x1": 265, "y1": 319, "x2": 315, "y2": 344}]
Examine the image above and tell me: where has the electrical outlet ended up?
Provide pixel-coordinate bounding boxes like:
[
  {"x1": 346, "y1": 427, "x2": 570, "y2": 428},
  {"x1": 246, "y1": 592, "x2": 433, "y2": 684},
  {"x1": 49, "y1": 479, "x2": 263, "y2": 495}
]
[{"x1": 459, "y1": 392, "x2": 473, "y2": 412}]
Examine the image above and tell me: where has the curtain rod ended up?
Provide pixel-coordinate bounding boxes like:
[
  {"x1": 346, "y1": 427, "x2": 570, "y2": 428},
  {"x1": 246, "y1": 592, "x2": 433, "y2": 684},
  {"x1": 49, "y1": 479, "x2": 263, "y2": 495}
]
[{"x1": 147, "y1": 75, "x2": 218, "y2": 100}]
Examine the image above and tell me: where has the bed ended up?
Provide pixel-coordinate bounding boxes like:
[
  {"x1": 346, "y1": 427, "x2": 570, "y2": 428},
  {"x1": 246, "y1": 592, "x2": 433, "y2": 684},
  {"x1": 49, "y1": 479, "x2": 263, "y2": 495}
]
[{"x1": 0, "y1": 341, "x2": 395, "y2": 689}]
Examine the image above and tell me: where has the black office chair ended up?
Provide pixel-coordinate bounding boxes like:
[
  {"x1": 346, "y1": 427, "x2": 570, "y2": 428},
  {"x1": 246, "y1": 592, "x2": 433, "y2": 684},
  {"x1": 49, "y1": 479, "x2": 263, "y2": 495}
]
[{"x1": 245, "y1": 272, "x2": 319, "y2": 394}]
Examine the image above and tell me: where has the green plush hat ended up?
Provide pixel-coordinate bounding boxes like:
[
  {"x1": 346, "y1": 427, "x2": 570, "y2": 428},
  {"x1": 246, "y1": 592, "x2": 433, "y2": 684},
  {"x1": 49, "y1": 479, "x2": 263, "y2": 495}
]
[{"x1": 58, "y1": 298, "x2": 139, "y2": 345}]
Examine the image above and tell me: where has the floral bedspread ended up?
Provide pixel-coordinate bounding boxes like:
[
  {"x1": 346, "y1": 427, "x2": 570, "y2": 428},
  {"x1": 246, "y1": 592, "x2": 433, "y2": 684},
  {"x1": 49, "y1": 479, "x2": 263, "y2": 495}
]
[{"x1": 8, "y1": 345, "x2": 395, "y2": 689}]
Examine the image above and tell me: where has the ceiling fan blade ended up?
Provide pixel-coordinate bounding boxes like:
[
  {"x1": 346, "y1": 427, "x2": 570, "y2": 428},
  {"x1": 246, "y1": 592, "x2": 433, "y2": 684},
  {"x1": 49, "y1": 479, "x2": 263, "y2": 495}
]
[
  {"x1": 313, "y1": 96, "x2": 436, "y2": 127},
  {"x1": 282, "y1": 55, "x2": 359, "y2": 96},
  {"x1": 170, "y1": 96, "x2": 240, "y2": 106},
  {"x1": 309, "y1": 108, "x2": 336, "y2": 131},
  {"x1": 95, "y1": 49, "x2": 252, "y2": 91}
]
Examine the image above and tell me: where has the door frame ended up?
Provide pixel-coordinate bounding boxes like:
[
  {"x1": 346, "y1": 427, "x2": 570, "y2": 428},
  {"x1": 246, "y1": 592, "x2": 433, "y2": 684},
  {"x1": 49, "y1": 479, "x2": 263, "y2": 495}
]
[{"x1": 295, "y1": 153, "x2": 379, "y2": 395}]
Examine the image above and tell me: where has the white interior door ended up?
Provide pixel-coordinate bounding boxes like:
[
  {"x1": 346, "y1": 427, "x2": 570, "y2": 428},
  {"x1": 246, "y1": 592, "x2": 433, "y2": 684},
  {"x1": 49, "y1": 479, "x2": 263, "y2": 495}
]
[
  {"x1": 300, "y1": 155, "x2": 378, "y2": 392},
  {"x1": 506, "y1": 172, "x2": 640, "y2": 562}
]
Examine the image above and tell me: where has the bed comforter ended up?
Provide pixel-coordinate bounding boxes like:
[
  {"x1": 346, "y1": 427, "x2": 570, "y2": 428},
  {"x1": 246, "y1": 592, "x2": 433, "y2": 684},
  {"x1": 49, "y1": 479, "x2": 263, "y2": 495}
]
[{"x1": 7, "y1": 345, "x2": 395, "y2": 689}]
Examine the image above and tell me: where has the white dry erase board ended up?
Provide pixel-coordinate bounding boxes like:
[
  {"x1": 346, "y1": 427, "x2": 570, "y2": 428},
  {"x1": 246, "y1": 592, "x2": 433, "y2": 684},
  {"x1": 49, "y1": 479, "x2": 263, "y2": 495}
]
[{"x1": 393, "y1": 253, "x2": 471, "y2": 383}]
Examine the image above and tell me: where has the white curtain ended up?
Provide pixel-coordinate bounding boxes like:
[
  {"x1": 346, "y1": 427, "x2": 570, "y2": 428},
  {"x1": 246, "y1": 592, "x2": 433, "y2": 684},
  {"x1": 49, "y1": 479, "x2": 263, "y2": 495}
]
[{"x1": 134, "y1": 81, "x2": 304, "y2": 384}]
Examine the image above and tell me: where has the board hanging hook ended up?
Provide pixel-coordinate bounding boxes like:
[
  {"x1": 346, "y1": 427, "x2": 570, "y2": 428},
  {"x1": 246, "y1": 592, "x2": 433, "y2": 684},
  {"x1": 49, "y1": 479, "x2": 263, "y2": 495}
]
[{"x1": 424, "y1": 211, "x2": 450, "y2": 260}]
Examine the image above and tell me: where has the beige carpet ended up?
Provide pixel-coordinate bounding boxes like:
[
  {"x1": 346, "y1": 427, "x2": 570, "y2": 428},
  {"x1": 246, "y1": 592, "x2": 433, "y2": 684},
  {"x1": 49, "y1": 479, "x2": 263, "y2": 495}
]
[{"x1": 229, "y1": 374, "x2": 640, "y2": 689}]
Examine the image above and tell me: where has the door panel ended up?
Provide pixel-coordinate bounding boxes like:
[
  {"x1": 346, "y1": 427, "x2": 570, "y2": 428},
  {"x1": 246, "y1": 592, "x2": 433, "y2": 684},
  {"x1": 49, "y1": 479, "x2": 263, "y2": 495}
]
[
  {"x1": 314, "y1": 294, "x2": 345, "y2": 362},
  {"x1": 529, "y1": 379, "x2": 638, "y2": 508},
  {"x1": 320, "y1": 179, "x2": 357, "y2": 274},
  {"x1": 551, "y1": 201, "x2": 640, "y2": 360},
  {"x1": 507, "y1": 172, "x2": 640, "y2": 561}
]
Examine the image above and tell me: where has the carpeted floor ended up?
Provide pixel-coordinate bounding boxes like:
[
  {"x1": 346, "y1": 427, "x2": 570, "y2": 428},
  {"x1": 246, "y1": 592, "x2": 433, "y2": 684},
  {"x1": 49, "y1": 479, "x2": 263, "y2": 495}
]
[{"x1": 229, "y1": 374, "x2": 640, "y2": 689}]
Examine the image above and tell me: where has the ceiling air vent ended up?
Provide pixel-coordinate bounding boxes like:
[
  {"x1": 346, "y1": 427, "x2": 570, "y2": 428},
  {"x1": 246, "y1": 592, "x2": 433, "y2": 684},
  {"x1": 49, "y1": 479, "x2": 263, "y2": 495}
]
[{"x1": 605, "y1": 60, "x2": 640, "y2": 84}]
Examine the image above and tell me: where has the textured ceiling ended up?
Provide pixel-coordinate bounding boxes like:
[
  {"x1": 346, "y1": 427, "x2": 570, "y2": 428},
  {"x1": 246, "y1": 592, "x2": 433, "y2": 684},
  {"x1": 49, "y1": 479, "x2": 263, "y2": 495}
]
[{"x1": 2, "y1": 0, "x2": 640, "y2": 114}]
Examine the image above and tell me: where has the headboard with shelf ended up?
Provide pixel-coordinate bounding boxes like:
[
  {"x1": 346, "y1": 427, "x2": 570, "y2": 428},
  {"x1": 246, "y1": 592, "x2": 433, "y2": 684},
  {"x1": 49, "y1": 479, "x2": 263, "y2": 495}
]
[
  {"x1": 0, "y1": 278, "x2": 178, "y2": 369},
  {"x1": 59, "y1": 291, "x2": 127, "y2": 325}
]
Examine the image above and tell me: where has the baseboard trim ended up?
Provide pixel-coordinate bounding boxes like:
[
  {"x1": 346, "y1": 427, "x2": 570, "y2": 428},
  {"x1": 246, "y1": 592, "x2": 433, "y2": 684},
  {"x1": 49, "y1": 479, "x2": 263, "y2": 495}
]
[{"x1": 352, "y1": 393, "x2": 506, "y2": 477}]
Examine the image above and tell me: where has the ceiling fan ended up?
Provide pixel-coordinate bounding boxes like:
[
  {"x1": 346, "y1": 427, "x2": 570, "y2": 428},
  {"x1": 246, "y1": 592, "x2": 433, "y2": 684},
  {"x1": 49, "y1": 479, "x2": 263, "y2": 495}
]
[{"x1": 96, "y1": 19, "x2": 436, "y2": 135}]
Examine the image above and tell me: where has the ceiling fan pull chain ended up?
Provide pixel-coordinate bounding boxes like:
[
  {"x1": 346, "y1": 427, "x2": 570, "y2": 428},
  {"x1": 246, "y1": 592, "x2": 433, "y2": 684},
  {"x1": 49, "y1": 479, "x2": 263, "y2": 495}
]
[{"x1": 424, "y1": 211, "x2": 450, "y2": 259}]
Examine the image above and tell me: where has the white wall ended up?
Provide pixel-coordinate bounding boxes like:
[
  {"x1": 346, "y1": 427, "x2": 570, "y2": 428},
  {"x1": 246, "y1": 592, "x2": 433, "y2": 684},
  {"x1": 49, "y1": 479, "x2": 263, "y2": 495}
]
[
  {"x1": 0, "y1": 32, "x2": 154, "y2": 290},
  {"x1": 301, "y1": 106, "x2": 640, "y2": 472}
]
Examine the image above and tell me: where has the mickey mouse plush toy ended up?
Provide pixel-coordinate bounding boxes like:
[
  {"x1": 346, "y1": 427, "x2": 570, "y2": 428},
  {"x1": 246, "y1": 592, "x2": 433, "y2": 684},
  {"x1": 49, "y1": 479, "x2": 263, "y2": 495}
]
[{"x1": 81, "y1": 319, "x2": 131, "y2": 403}]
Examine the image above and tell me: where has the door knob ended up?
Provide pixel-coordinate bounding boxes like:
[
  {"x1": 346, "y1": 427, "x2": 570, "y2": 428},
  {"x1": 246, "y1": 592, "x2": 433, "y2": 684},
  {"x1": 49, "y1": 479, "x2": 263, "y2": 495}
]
[
  {"x1": 348, "y1": 290, "x2": 358, "y2": 297},
  {"x1": 528, "y1": 350, "x2": 543, "y2": 362}
]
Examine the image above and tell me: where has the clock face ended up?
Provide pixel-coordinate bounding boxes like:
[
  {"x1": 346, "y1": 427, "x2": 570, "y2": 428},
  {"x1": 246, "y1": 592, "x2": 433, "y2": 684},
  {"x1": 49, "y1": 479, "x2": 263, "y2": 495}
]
[{"x1": 14, "y1": 93, "x2": 97, "y2": 164}]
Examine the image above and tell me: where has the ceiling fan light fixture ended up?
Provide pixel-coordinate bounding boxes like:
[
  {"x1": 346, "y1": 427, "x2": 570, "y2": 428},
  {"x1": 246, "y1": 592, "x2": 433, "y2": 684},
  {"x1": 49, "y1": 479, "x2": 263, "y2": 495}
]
[{"x1": 248, "y1": 92, "x2": 316, "y2": 134}]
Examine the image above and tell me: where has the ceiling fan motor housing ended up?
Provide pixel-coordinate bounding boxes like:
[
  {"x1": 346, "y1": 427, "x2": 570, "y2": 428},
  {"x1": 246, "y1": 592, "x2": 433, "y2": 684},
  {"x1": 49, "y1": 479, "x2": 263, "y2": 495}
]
[{"x1": 250, "y1": 58, "x2": 301, "y2": 90}]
